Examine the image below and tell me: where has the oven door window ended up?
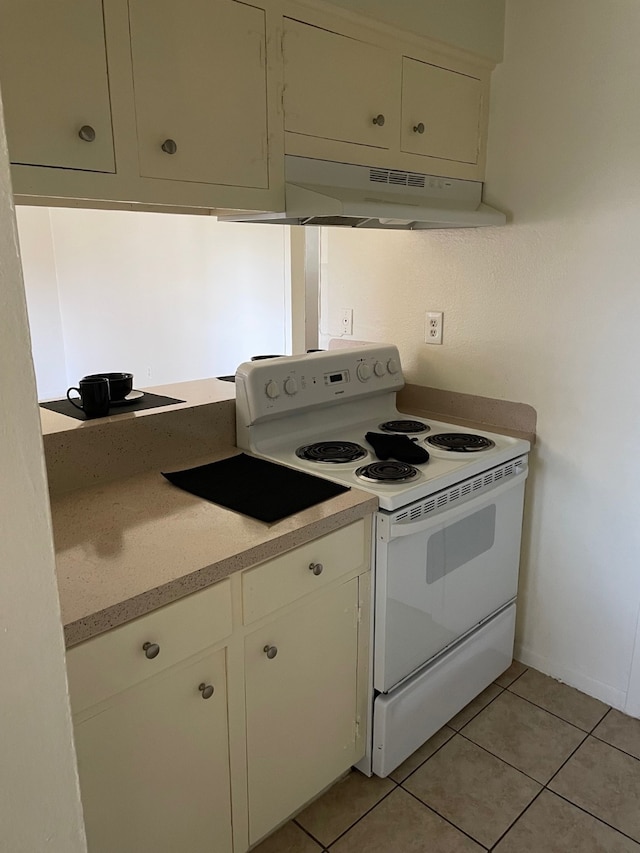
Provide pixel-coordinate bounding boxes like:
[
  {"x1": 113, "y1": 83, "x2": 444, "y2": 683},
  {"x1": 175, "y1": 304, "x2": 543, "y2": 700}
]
[
  {"x1": 374, "y1": 481, "x2": 525, "y2": 693},
  {"x1": 427, "y1": 505, "x2": 496, "y2": 584}
]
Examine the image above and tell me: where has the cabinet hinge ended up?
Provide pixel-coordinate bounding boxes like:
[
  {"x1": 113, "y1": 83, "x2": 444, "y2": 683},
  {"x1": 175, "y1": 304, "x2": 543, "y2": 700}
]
[
  {"x1": 353, "y1": 717, "x2": 361, "y2": 742},
  {"x1": 357, "y1": 602, "x2": 362, "y2": 624}
]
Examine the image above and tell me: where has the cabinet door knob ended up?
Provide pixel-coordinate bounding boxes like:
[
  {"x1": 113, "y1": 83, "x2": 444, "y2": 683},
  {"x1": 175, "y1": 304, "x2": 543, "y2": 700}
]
[
  {"x1": 142, "y1": 641, "x2": 160, "y2": 659},
  {"x1": 372, "y1": 114, "x2": 385, "y2": 127},
  {"x1": 161, "y1": 138, "x2": 178, "y2": 155},
  {"x1": 198, "y1": 683, "x2": 215, "y2": 699},
  {"x1": 309, "y1": 562, "x2": 324, "y2": 576},
  {"x1": 78, "y1": 125, "x2": 96, "y2": 142},
  {"x1": 413, "y1": 122, "x2": 425, "y2": 134},
  {"x1": 263, "y1": 645, "x2": 278, "y2": 659}
]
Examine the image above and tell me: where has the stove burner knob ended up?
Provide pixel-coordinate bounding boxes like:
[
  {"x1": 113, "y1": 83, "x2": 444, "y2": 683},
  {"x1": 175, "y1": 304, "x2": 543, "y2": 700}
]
[
  {"x1": 284, "y1": 377, "x2": 298, "y2": 396},
  {"x1": 387, "y1": 358, "x2": 399, "y2": 375},
  {"x1": 265, "y1": 380, "x2": 280, "y2": 399},
  {"x1": 356, "y1": 363, "x2": 372, "y2": 382},
  {"x1": 373, "y1": 361, "x2": 386, "y2": 377}
]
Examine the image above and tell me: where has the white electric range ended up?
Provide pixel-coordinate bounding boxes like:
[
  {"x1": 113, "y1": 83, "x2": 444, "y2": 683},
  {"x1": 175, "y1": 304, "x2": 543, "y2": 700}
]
[{"x1": 235, "y1": 345, "x2": 530, "y2": 777}]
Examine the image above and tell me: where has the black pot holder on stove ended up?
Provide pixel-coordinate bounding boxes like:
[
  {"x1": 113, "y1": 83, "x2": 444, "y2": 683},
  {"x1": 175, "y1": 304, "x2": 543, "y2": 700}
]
[{"x1": 365, "y1": 432, "x2": 430, "y2": 464}]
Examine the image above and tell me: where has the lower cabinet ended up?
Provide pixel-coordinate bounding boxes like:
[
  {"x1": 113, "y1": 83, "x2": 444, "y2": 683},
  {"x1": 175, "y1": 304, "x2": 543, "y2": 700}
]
[
  {"x1": 68, "y1": 518, "x2": 371, "y2": 852},
  {"x1": 74, "y1": 649, "x2": 232, "y2": 853},
  {"x1": 245, "y1": 578, "x2": 360, "y2": 844}
]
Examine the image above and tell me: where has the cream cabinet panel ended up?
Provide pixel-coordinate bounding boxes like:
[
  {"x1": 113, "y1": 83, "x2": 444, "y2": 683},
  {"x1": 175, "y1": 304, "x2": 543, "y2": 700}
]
[
  {"x1": 243, "y1": 519, "x2": 365, "y2": 624},
  {"x1": 283, "y1": 18, "x2": 397, "y2": 150},
  {"x1": 0, "y1": 0, "x2": 114, "y2": 172},
  {"x1": 401, "y1": 57, "x2": 483, "y2": 165},
  {"x1": 67, "y1": 579, "x2": 232, "y2": 715},
  {"x1": 74, "y1": 649, "x2": 232, "y2": 853},
  {"x1": 245, "y1": 578, "x2": 360, "y2": 844},
  {"x1": 129, "y1": 0, "x2": 269, "y2": 188}
]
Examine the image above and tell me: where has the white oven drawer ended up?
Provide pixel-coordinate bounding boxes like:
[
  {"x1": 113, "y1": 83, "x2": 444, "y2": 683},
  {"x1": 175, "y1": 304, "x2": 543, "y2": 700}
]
[
  {"x1": 374, "y1": 470, "x2": 526, "y2": 693},
  {"x1": 372, "y1": 602, "x2": 516, "y2": 777}
]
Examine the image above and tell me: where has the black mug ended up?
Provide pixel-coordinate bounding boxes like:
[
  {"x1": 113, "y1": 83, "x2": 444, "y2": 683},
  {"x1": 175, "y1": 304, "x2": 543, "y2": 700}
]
[{"x1": 67, "y1": 377, "x2": 110, "y2": 419}]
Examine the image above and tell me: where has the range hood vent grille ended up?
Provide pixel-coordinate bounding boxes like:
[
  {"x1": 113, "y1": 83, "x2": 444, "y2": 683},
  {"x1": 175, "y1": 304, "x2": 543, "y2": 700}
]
[{"x1": 369, "y1": 168, "x2": 426, "y2": 189}]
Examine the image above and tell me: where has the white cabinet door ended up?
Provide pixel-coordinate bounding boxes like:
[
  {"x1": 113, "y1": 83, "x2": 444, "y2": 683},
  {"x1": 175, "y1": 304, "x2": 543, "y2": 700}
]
[
  {"x1": 283, "y1": 19, "x2": 397, "y2": 151},
  {"x1": 0, "y1": 0, "x2": 115, "y2": 171},
  {"x1": 245, "y1": 578, "x2": 360, "y2": 844},
  {"x1": 129, "y1": 0, "x2": 269, "y2": 188},
  {"x1": 401, "y1": 57, "x2": 483, "y2": 165},
  {"x1": 74, "y1": 649, "x2": 232, "y2": 853}
]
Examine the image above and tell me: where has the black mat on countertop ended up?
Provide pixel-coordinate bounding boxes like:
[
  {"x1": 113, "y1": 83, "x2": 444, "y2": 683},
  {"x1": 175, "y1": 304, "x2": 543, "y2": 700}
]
[
  {"x1": 40, "y1": 391, "x2": 186, "y2": 421},
  {"x1": 162, "y1": 453, "x2": 350, "y2": 523}
]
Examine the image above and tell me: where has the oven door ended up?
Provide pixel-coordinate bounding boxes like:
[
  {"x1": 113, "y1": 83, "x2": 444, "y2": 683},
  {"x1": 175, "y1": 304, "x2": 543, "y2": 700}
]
[{"x1": 374, "y1": 466, "x2": 527, "y2": 693}]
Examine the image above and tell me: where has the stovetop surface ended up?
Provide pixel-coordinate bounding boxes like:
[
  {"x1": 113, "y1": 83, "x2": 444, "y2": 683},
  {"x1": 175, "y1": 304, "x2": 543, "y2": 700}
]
[
  {"x1": 251, "y1": 412, "x2": 529, "y2": 512},
  {"x1": 235, "y1": 345, "x2": 530, "y2": 512}
]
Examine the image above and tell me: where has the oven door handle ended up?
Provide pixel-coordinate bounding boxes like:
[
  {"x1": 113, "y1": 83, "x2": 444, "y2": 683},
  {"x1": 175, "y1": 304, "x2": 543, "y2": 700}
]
[{"x1": 387, "y1": 468, "x2": 528, "y2": 539}]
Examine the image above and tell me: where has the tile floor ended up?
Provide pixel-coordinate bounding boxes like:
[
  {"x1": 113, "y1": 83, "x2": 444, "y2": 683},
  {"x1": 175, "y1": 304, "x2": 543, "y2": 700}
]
[{"x1": 253, "y1": 662, "x2": 640, "y2": 852}]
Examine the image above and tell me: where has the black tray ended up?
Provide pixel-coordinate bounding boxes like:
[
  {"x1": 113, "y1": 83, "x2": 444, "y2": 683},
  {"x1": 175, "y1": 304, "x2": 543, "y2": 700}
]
[
  {"x1": 40, "y1": 391, "x2": 185, "y2": 421},
  {"x1": 162, "y1": 453, "x2": 349, "y2": 523}
]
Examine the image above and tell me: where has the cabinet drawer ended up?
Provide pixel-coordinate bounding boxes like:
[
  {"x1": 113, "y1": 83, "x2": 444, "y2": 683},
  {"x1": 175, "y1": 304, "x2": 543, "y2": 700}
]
[
  {"x1": 67, "y1": 579, "x2": 232, "y2": 714},
  {"x1": 242, "y1": 520, "x2": 366, "y2": 624}
]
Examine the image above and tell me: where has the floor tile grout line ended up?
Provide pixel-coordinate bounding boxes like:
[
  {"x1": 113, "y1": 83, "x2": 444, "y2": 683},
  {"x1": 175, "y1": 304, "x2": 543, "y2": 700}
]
[
  {"x1": 589, "y1": 731, "x2": 640, "y2": 764},
  {"x1": 400, "y1": 786, "x2": 490, "y2": 850},
  {"x1": 311, "y1": 781, "x2": 400, "y2": 850},
  {"x1": 504, "y1": 686, "x2": 611, "y2": 733},
  {"x1": 494, "y1": 664, "x2": 529, "y2": 690},
  {"x1": 292, "y1": 817, "x2": 335, "y2": 850},
  {"x1": 538, "y1": 727, "x2": 590, "y2": 789},
  {"x1": 542, "y1": 703, "x2": 623, "y2": 792},
  {"x1": 487, "y1": 785, "x2": 547, "y2": 851},
  {"x1": 498, "y1": 685, "x2": 605, "y2": 733},
  {"x1": 392, "y1": 726, "x2": 458, "y2": 784},
  {"x1": 544, "y1": 788, "x2": 640, "y2": 847},
  {"x1": 448, "y1": 684, "x2": 506, "y2": 733},
  {"x1": 455, "y1": 728, "x2": 553, "y2": 787}
]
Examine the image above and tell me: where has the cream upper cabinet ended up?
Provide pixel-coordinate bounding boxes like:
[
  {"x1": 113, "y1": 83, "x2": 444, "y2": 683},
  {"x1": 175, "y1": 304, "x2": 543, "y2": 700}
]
[
  {"x1": 74, "y1": 649, "x2": 232, "y2": 853},
  {"x1": 129, "y1": 0, "x2": 269, "y2": 188},
  {"x1": 0, "y1": 0, "x2": 115, "y2": 172},
  {"x1": 283, "y1": 18, "x2": 397, "y2": 151},
  {"x1": 401, "y1": 57, "x2": 483, "y2": 165},
  {"x1": 245, "y1": 577, "x2": 361, "y2": 845}
]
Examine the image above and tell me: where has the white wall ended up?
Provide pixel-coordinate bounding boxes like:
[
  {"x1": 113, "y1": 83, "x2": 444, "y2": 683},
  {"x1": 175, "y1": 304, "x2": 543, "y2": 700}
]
[
  {"x1": 327, "y1": 0, "x2": 505, "y2": 61},
  {"x1": 320, "y1": 0, "x2": 640, "y2": 710},
  {"x1": 16, "y1": 208, "x2": 290, "y2": 398},
  {"x1": 0, "y1": 97, "x2": 87, "y2": 850}
]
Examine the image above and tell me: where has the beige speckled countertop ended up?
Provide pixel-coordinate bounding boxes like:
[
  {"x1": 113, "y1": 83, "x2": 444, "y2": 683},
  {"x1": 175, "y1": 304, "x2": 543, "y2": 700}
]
[{"x1": 52, "y1": 445, "x2": 377, "y2": 647}]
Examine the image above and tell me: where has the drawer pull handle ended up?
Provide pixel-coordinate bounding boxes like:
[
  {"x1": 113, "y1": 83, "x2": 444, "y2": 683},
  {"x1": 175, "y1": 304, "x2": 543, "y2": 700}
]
[
  {"x1": 372, "y1": 114, "x2": 385, "y2": 127},
  {"x1": 78, "y1": 125, "x2": 96, "y2": 142},
  {"x1": 309, "y1": 562, "x2": 324, "y2": 576},
  {"x1": 263, "y1": 645, "x2": 278, "y2": 659},
  {"x1": 198, "y1": 683, "x2": 215, "y2": 700},
  {"x1": 413, "y1": 122, "x2": 425, "y2": 134},
  {"x1": 142, "y1": 642, "x2": 160, "y2": 659},
  {"x1": 161, "y1": 138, "x2": 178, "y2": 155}
]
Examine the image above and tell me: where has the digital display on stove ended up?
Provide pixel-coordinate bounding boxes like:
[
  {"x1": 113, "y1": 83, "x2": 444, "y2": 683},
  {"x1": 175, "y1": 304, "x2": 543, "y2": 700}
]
[{"x1": 324, "y1": 370, "x2": 349, "y2": 386}]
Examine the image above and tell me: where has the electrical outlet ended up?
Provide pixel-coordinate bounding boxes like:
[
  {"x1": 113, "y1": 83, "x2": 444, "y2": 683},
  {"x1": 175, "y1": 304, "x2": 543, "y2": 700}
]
[
  {"x1": 425, "y1": 311, "x2": 443, "y2": 345},
  {"x1": 341, "y1": 308, "x2": 353, "y2": 336}
]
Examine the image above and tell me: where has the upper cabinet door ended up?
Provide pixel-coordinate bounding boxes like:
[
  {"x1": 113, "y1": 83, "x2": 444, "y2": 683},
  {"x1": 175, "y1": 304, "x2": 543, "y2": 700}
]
[
  {"x1": 129, "y1": 0, "x2": 269, "y2": 188},
  {"x1": 283, "y1": 19, "x2": 397, "y2": 150},
  {"x1": 0, "y1": 0, "x2": 115, "y2": 172},
  {"x1": 401, "y1": 57, "x2": 483, "y2": 165}
]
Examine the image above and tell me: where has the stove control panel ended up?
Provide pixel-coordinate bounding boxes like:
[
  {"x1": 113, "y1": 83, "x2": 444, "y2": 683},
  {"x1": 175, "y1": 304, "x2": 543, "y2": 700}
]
[{"x1": 235, "y1": 344, "x2": 404, "y2": 427}]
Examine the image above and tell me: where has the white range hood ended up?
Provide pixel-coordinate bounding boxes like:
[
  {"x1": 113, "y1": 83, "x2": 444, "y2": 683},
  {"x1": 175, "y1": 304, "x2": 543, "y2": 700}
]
[{"x1": 220, "y1": 155, "x2": 506, "y2": 230}]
